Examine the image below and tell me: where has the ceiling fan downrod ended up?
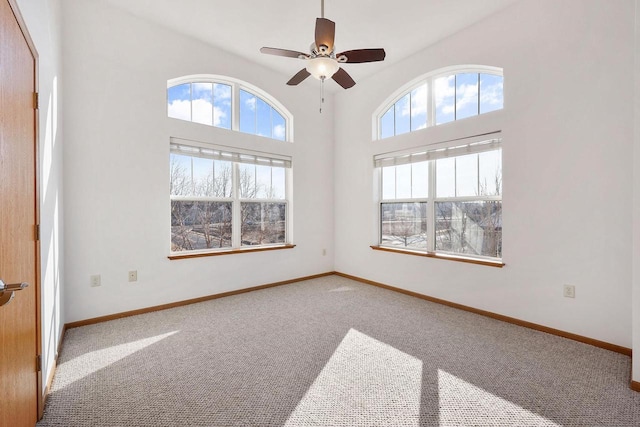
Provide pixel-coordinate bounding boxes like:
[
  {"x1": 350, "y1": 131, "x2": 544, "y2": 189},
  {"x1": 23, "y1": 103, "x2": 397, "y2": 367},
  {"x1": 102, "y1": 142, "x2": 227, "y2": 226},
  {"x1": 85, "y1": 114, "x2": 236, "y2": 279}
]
[{"x1": 259, "y1": 0, "x2": 386, "y2": 98}]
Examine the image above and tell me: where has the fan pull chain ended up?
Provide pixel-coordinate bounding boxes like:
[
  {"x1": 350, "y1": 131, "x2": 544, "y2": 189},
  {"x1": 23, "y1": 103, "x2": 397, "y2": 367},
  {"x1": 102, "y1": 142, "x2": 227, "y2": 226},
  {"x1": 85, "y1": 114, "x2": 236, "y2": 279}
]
[
  {"x1": 321, "y1": 0, "x2": 324, "y2": 18},
  {"x1": 319, "y1": 76, "x2": 325, "y2": 113}
]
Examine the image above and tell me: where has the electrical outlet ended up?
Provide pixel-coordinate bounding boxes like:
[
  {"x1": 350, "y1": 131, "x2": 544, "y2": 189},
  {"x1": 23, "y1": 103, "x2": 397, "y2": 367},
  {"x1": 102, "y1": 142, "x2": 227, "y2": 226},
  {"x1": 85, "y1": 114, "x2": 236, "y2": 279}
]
[
  {"x1": 90, "y1": 275, "x2": 101, "y2": 287},
  {"x1": 563, "y1": 284, "x2": 575, "y2": 298},
  {"x1": 128, "y1": 270, "x2": 137, "y2": 282}
]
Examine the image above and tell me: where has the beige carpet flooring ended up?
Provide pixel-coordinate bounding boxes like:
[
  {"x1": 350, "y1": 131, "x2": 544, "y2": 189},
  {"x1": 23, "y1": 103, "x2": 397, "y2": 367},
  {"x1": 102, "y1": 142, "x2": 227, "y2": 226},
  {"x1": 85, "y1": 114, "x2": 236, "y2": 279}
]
[{"x1": 38, "y1": 275, "x2": 640, "y2": 426}]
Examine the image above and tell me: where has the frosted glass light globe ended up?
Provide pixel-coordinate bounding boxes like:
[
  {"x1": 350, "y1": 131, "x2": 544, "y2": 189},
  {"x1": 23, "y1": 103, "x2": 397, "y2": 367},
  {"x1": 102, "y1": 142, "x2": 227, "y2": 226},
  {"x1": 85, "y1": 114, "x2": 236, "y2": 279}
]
[{"x1": 306, "y1": 57, "x2": 339, "y2": 80}]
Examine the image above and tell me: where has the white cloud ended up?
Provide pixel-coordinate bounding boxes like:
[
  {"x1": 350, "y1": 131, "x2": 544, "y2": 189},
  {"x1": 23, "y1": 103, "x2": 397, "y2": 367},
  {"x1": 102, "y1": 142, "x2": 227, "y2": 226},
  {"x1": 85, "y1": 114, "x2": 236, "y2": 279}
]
[
  {"x1": 213, "y1": 106, "x2": 227, "y2": 127},
  {"x1": 441, "y1": 104, "x2": 455, "y2": 115},
  {"x1": 273, "y1": 124, "x2": 286, "y2": 140},
  {"x1": 214, "y1": 83, "x2": 232, "y2": 100},
  {"x1": 192, "y1": 82, "x2": 212, "y2": 100},
  {"x1": 245, "y1": 96, "x2": 256, "y2": 111},
  {"x1": 480, "y1": 81, "x2": 504, "y2": 107},
  {"x1": 434, "y1": 75, "x2": 455, "y2": 115},
  {"x1": 410, "y1": 84, "x2": 428, "y2": 117},
  {"x1": 169, "y1": 99, "x2": 227, "y2": 128},
  {"x1": 434, "y1": 75, "x2": 455, "y2": 103},
  {"x1": 168, "y1": 100, "x2": 191, "y2": 121},
  {"x1": 455, "y1": 81, "x2": 478, "y2": 112},
  {"x1": 192, "y1": 99, "x2": 213, "y2": 125},
  {"x1": 398, "y1": 94, "x2": 411, "y2": 117}
]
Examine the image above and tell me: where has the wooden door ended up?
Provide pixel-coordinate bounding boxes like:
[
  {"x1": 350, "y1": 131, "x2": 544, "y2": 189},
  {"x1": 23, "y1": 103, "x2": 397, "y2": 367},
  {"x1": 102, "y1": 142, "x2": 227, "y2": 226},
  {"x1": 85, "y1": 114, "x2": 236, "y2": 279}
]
[{"x1": 0, "y1": 0, "x2": 39, "y2": 426}]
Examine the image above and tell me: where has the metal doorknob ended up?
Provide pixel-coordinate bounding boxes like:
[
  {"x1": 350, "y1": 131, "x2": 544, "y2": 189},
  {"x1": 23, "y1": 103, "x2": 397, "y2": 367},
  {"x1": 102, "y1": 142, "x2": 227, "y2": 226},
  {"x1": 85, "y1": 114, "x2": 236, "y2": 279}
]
[{"x1": 0, "y1": 279, "x2": 29, "y2": 307}]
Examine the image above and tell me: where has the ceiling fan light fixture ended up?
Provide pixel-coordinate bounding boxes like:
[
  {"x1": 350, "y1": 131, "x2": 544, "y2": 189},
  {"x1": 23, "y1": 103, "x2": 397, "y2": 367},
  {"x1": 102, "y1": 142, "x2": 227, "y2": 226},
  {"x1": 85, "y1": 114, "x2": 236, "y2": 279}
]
[{"x1": 306, "y1": 57, "x2": 339, "y2": 80}]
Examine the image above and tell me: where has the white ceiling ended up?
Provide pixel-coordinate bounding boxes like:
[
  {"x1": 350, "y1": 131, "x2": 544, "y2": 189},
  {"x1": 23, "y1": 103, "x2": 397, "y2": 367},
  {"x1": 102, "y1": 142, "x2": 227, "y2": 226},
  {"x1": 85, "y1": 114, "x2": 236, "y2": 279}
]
[{"x1": 104, "y1": 0, "x2": 517, "y2": 89}]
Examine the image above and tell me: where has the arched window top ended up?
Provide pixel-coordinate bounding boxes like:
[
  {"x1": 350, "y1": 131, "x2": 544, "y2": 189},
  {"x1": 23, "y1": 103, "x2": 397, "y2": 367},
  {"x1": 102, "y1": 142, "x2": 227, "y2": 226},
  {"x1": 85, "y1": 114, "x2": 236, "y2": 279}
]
[
  {"x1": 373, "y1": 65, "x2": 503, "y2": 140},
  {"x1": 167, "y1": 74, "x2": 293, "y2": 142}
]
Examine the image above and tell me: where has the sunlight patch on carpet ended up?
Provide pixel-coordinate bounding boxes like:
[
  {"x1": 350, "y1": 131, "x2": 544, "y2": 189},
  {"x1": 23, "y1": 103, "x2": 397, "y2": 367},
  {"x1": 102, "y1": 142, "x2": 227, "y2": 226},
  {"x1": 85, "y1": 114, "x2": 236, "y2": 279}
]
[
  {"x1": 284, "y1": 328, "x2": 422, "y2": 426},
  {"x1": 54, "y1": 331, "x2": 179, "y2": 390},
  {"x1": 438, "y1": 369, "x2": 559, "y2": 426},
  {"x1": 328, "y1": 286, "x2": 355, "y2": 292}
]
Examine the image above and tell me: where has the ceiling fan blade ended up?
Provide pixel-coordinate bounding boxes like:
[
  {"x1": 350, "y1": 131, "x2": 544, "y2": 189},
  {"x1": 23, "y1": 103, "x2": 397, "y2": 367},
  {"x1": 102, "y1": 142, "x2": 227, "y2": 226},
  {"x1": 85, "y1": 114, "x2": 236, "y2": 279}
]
[
  {"x1": 287, "y1": 69, "x2": 311, "y2": 86},
  {"x1": 260, "y1": 47, "x2": 309, "y2": 59},
  {"x1": 332, "y1": 67, "x2": 356, "y2": 89},
  {"x1": 337, "y1": 48, "x2": 386, "y2": 63},
  {"x1": 315, "y1": 18, "x2": 335, "y2": 53}
]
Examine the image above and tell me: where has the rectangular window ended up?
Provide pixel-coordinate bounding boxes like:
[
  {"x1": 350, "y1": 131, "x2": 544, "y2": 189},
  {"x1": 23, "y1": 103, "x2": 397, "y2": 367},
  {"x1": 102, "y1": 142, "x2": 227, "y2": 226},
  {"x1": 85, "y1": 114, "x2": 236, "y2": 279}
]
[
  {"x1": 170, "y1": 139, "x2": 291, "y2": 254},
  {"x1": 376, "y1": 137, "x2": 502, "y2": 261}
]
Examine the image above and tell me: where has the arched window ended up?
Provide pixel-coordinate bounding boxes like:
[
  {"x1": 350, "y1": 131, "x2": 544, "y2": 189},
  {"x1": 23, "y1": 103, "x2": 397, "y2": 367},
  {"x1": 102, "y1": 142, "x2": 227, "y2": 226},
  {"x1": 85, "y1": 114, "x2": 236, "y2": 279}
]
[
  {"x1": 167, "y1": 75, "x2": 293, "y2": 142},
  {"x1": 375, "y1": 66, "x2": 503, "y2": 140},
  {"x1": 372, "y1": 65, "x2": 504, "y2": 266}
]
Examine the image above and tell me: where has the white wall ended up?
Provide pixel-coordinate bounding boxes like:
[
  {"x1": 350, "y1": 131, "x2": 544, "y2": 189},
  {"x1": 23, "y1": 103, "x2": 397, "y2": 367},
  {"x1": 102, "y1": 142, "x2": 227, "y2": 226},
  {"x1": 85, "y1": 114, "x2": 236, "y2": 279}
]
[
  {"x1": 62, "y1": 0, "x2": 334, "y2": 323},
  {"x1": 14, "y1": 0, "x2": 64, "y2": 396},
  {"x1": 632, "y1": 0, "x2": 640, "y2": 383},
  {"x1": 334, "y1": 0, "x2": 635, "y2": 348}
]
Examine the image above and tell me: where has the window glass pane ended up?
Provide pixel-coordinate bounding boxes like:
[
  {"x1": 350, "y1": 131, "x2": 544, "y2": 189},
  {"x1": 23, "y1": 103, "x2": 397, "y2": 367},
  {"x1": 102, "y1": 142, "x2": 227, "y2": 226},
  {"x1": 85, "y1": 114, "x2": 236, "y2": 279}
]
[
  {"x1": 192, "y1": 157, "x2": 214, "y2": 196},
  {"x1": 170, "y1": 153, "x2": 192, "y2": 196},
  {"x1": 456, "y1": 73, "x2": 479, "y2": 120},
  {"x1": 455, "y1": 153, "x2": 478, "y2": 197},
  {"x1": 255, "y1": 165, "x2": 271, "y2": 198},
  {"x1": 167, "y1": 83, "x2": 191, "y2": 121},
  {"x1": 272, "y1": 110, "x2": 286, "y2": 141},
  {"x1": 479, "y1": 150, "x2": 502, "y2": 196},
  {"x1": 171, "y1": 201, "x2": 232, "y2": 251},
  {"x1": 256, "y1": 97, "x2": 271, "y2": 137},
  {"x1": 213, "y1": 83, "x2": 232, "y2": 129},
  {"x1": 435, "y1": 201, "x2": 502, "y2": 258},
  {"x1": 380, "y1": 107, "x2": 395, "y2": 139},
  {"x1": 239, "y1": 163, "x2": 256, "y2": 198},
  {"x1": 436, "y1": 157, "x2": 455, "y2": 198},
  {"x1": 271, "y1": 167, "x2": 286, "y2": 199},
  {"x1": 394, "y1": 94, "x2": 410, "y2": 135},
  {"x1": 380, "y1": 202, "x2": 428, "y2": 250},
  {"x1": 410, "y1": 84, "x2": 428, "y2": 131},
  {"x1": 192, "y1": 83, "x2": 213, "y2": 125},
  {"x1": 382, "y1": 166, "x2": 396, "y2": 200},
  {"x1": 480, "y1": 74, "x2": 504, "y2": 114},
  {"x1": 213, "y1": 160, "x2": 232, "y2": 198},
  {"x1": 239, "y1": 90, "x2": 256, "y2": 134},
  {"x1": 395, "y1": 164, "x2": 412, "y2": 199},
  {"x1": 241, "y1": 202, "x2": 286, "y2": 246},
  {"x1": 435, "y1": 75, "x2": 455, "y2": 125},
  {"x1": 411, "y1": 161, "x2": 428, "y2": 198}
]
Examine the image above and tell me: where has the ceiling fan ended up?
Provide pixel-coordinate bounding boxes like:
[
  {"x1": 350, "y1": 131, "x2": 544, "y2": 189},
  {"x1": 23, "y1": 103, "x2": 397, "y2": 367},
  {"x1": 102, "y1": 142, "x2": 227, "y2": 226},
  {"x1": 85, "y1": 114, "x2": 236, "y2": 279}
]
[{"x1": 259, "y1": 0, "x2": 386, "y2": 90}]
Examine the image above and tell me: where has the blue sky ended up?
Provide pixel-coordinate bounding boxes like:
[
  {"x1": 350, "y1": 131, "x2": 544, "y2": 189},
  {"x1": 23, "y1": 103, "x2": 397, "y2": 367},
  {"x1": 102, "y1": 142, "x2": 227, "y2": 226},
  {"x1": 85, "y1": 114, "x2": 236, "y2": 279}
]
[
  {"x1": 380, "y1": 73, "x2": 504, "y2": 139},
  {"x1": 168, "y1": 82, "x2": 285, "y2": 141}
]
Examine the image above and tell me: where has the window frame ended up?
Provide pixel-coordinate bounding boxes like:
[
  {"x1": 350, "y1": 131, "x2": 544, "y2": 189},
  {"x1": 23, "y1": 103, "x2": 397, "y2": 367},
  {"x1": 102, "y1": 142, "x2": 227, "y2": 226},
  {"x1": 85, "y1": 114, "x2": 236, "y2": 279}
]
[
  {"x1": 373, "y1": 65, "x2": 503, "y2": 140},
  {"x1": 169, "y1": 139, "x2": 292, "y2": 256},
  {"x1": 377, "y1": 138, "x2": 502, "y2": 263},
  {"x1": 167, "y1": 74, "x2": 294, "y2": 142}
]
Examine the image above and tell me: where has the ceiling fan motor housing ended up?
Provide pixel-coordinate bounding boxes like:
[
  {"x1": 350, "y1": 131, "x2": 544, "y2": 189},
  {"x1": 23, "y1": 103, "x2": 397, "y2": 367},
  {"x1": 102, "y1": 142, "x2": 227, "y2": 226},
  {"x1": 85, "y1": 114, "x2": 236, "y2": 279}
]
[{"x1": 260, "y1": 12, "x2": 385, "y2": 89}]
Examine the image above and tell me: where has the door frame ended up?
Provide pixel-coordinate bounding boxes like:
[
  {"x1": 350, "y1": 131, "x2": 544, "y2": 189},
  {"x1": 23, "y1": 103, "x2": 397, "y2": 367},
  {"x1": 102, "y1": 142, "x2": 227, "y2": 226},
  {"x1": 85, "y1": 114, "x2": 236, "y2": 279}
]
[{"x1": 6, "y1": 0, "x2": 43, "y2": 419}]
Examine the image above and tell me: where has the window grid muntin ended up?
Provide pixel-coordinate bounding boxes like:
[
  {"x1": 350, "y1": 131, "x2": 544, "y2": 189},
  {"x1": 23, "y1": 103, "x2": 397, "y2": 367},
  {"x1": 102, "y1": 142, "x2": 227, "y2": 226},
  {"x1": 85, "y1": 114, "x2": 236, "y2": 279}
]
[
  {"x1": 379, "y1": 149, "x2": 502, "y2": 261},
  {"x1": 170, "y1": 151, "x2": 290, "y2": 254},
  {"x1": 167, "y1": 76, "x2": 291, "y2": 142},
  {"x1": 376, "y1": 67, "x2": 503, "y2": 140}
]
